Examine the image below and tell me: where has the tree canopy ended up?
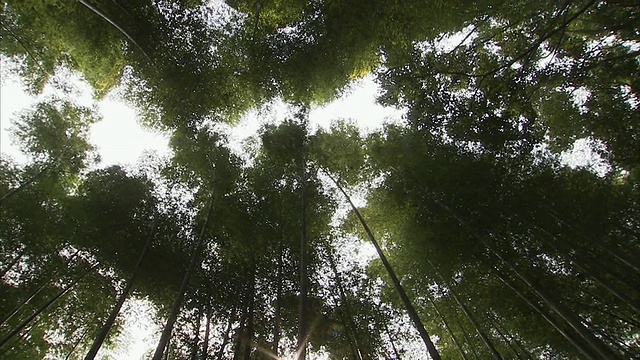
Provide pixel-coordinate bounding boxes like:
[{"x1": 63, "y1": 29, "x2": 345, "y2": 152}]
[{"x1": 1, "y1": 0, "x2": 638, "y2": 359}]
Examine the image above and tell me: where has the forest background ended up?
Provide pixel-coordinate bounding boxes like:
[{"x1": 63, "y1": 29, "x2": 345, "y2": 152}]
[{"x1": 0, "y1": 0, "x2": 638, "y2": 359}]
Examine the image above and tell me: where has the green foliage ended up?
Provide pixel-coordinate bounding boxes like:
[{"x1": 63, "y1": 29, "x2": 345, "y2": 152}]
[
  {"x1": 309, "y1": 120, "x2": 367, "y2": 185},
  {"x1": 12, "y1": 97, "x2": 99, "y2": 167},
  {"x1": 378, "y1": 0, "x2": 640, "y2": 175},
  {"x1": 355, "y1": 122, "x2": 640, "y2": 358},
  {"x1": 226, "y1": 0, "x2": 307, "y2": 33},
  {"x1": 1, "y1": 0, "x2": 639, "y2": 358},
  {"x1": 1, "y1": 0, "x2": 127, "y2": 97}
]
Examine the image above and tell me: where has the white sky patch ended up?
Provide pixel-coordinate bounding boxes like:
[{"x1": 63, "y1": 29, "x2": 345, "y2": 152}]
[
  {"x1": 561, "y1": 138, "x2": 611, "y2": 176},
  {"x1": 91, "y1": 95, "x2": 171, "y2": 167},
  {"x1": 434, "y1": 25, "x2": 478, "y2": 53},
  {"x1": 222, "y1": 75, "x2": 405, "y2": 162},
  {"x1": 3, "y1": 71, "x2": 401, "y2": 169},
  {"x1": 0, "y1": 73, "x2": 170, "y2": 167},
  {"x1": 309, "y1": 76, "x2": 404, "y2": 133},
  {"x1": 1, "y1": 78, "x2": 33, "y2": 164},
  {"x1": 566, "y1": 86, "x2": 591, "y2": 114},
  {"x1": 96, "y1": 297, "x2": 161, "y2": 360}
]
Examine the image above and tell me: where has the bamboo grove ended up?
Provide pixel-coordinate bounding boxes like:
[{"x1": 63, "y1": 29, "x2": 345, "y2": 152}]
[{"x1": 1, "y1": 0, "x2": 638, "y2": 359}]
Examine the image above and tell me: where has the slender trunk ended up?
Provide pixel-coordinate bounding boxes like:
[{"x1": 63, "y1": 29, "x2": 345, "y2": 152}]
[
  {"x1": 512, "y1": 335, "x2": 535, "y2": 360},
  {"x1": 85, "y1": 223, "x2": 155, "y2": 359},
  {"x1": 0, "y1": 158, "x2": 57, "y2": 205},
  {"x1": 1, "y1": 249, "x2": 80, "y2": 328},
  {"x1": 572, "y1": 296, "x2": 640, "y2": 328},
  {"x1": 0, "y1": 314, "x2": 46, "y2": 358},
  {"x1": 164, "y1": 334, "x2": 172, "y2": 360},
  {"x1": 448, "y1": 286, "x2": 501, "y2": 359},
  {"x1": 487, "y1": 313, "x2": 523, "y2": 359},
  {"x1": 427, "y1": 260, "x2": 502, "y2": 360},
  {"x1": 336, "y1": 307, "x2": 361, "y2": 360},
  {"x1": 458, "y1": 316, "x2": 481, "y2": 360},
  {"x1": 567, "y1": 252, "x2": 639, "y2": 314},
  {"x1": 152, "y1": 196, "x2": 214, "y2": 360},
  {"x1": 432, "y1": 198, "x2": 620, "y2": 359},
  {"x1": 538, "y1": 226, "x2": 640, "y2": 310},
  {"x1": 298, "y1": 169, "x2": 309, "y2": 360},
  {"x1": 589, "y1": 323, "x2": 636, "y2": 359},
  {"x1": 0, "y1": 247, "x2": 26, "y2": 278},
  {"x1": 384, "y1": 323, "x2": 401, "y2": 360},
  {"x1": 77, "y1": 0, "x2": 151, "y2": 60},
  {"x1": 493, "y1": 268, "x2": 599, "y2": 360},
  {"x1": 325, "y1": 245, "x2": 364, "y2": 360},
  {"x1": 201, "y1": 308, "x2": 211, "y2": 360},
  {"x1": 243, "y1": 265, "x2": 256, "y2": 360},
  {"x1": 189, "y1": 308, "x2": 202, "y2": 360},
  {"x1": 488, "y1": 312, "x2": 534, "y2": 360},
  {"x1": 580, "y1": 251, "x2": 639, "y2": 297},
  {"x1": 66, "y1": 329, "x2": 89, "y2": 360},
  {"x1": 0, "y1": 22, "x2": 49, "y2": 78},
  {"x1": 429, "y1": 299, "x2": 469, "y2": 360},
  {"x1": 538, "y1": 204, "x2": 640, "y2": 275},
  {"x1": 325, "y1": 171, "x2": 441, "y2": 360},
  {"x1": 0, "y1": 264, "x2": 95, "y2": 348},
  {"x1": 271, "y1": 226, "x2": 284, "y2": 357},
  {"x1": 109, "y1": 0, "x2": 133, "y2": 18},
  {"x1": 233, "y1": 307, "x2": 247, "y2": 360},
  {"x1": 216, "y1": 308, "x2": 237, "y2": 360},
  {"x1": 487, "y1": 244, "x2": 619, "y2": 359}
]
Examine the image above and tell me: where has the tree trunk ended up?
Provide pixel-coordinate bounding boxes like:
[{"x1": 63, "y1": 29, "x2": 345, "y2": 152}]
[
  {"x1": 458, "y1": 316, "x2": 481, "y2": 360},
  {"x1": 589, "y1": 322, "x2": 637, "y2": 359},
  {"x1": 487, "y1": 244, "x2": 619, "y2": 359},
  {"x1": 298, "y1": 169, "x2": 309, "y2": 360},
  {"x1": 384, "y1": 322, "x2": 401, "y2": 360},
  {"x1": 233, "y1": 306, "x2": 247, "y2": 360},
  {"x1": 0, "y1": 264, "x2": 96, "y2": 348},
  {"x1": 431, "y1": 197, "x2": 620, "y2": 359},
  {"x1": 449, "y1": 286, "x2": 502, "y2": 359},
  {"x1": 109, "y1": 0, "x2": 133, "y2": 18},
  {"x1": 325, "y1": 244, "x2": 365, "y2": 360},
  {"x1": 538, "y1": 227, "x2": 640, "y2": 313},
  {"x1": 427, "y1": 260, "x2": 502, "y2": 360},
  {"x1": 537, "y1": 204, "x2": 640, "y2": 275},
  {"x1": 0, "y1": 247, "x2": 26, "y2": 278},
  {"x1": 201, "y1": 308, "x2": 211, "y2": 360},
  {"x1": 325, "y1": 171, "x2": 441, "y2": 360},
  {"x1": 0, "y1": 157, "x2": 58, "y2": 205},
  {"x1": 190, "y1": 308, "x2": 203, "y2": 360},
  {"x1": 216, "y1": 308, "x2": 236, "y2": 360},
  {"x1": 66, "y1": 328, "x2": 89, "y2": 360},
  {"x1": 567, "y1": 252, "x2": 639, "y2": 314},
  {"x1": 1, "y1": 249, "x2": 80, "y2": 328},
  {"x1": 271, "y1": 225, "x2": 284, "y2": 357},
  {"x1": 85, "y1": 223, "x2": 155, "y2": 359},
  {"x1": 164, "y1": 334, "x2": 172, "y2": 360},
  {"x1": 493, "y1": 267, "x2": 599, "y2": 360},
  {"x1": 0, "y1": 314, "x2": 46, "y2": 358},
  {"x1": 336, "y1": 307, "x2": 361, "y2": 360},
  {"x1": 77, "y1": 0, "x2": 151, "y2": 61},
  {"x1": 487, "y1": 313, "x2": 524, "y2": 359},
  {"x1": 243, "y1": 265, "x2": 256, "y2": 360},
  {"x1": 429, "y1": 298, "x2": 469, "y2": 360},
  {"x1": 152, "y1": 195, "x2": 215, "y2": 360}
]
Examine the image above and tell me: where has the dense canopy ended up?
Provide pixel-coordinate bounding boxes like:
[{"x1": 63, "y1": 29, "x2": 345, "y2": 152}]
[{"x1": 1, "y1": 0, "x2": 638, "y2": 359}]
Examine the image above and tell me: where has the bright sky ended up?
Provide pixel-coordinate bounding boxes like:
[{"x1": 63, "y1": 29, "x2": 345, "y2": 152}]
[
  {"x1": 0, "y1": 76, "x2": 171, "y2": 167},
  {"x1": 1, "y1": 73, "x2": 402, "y2": 168}
]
